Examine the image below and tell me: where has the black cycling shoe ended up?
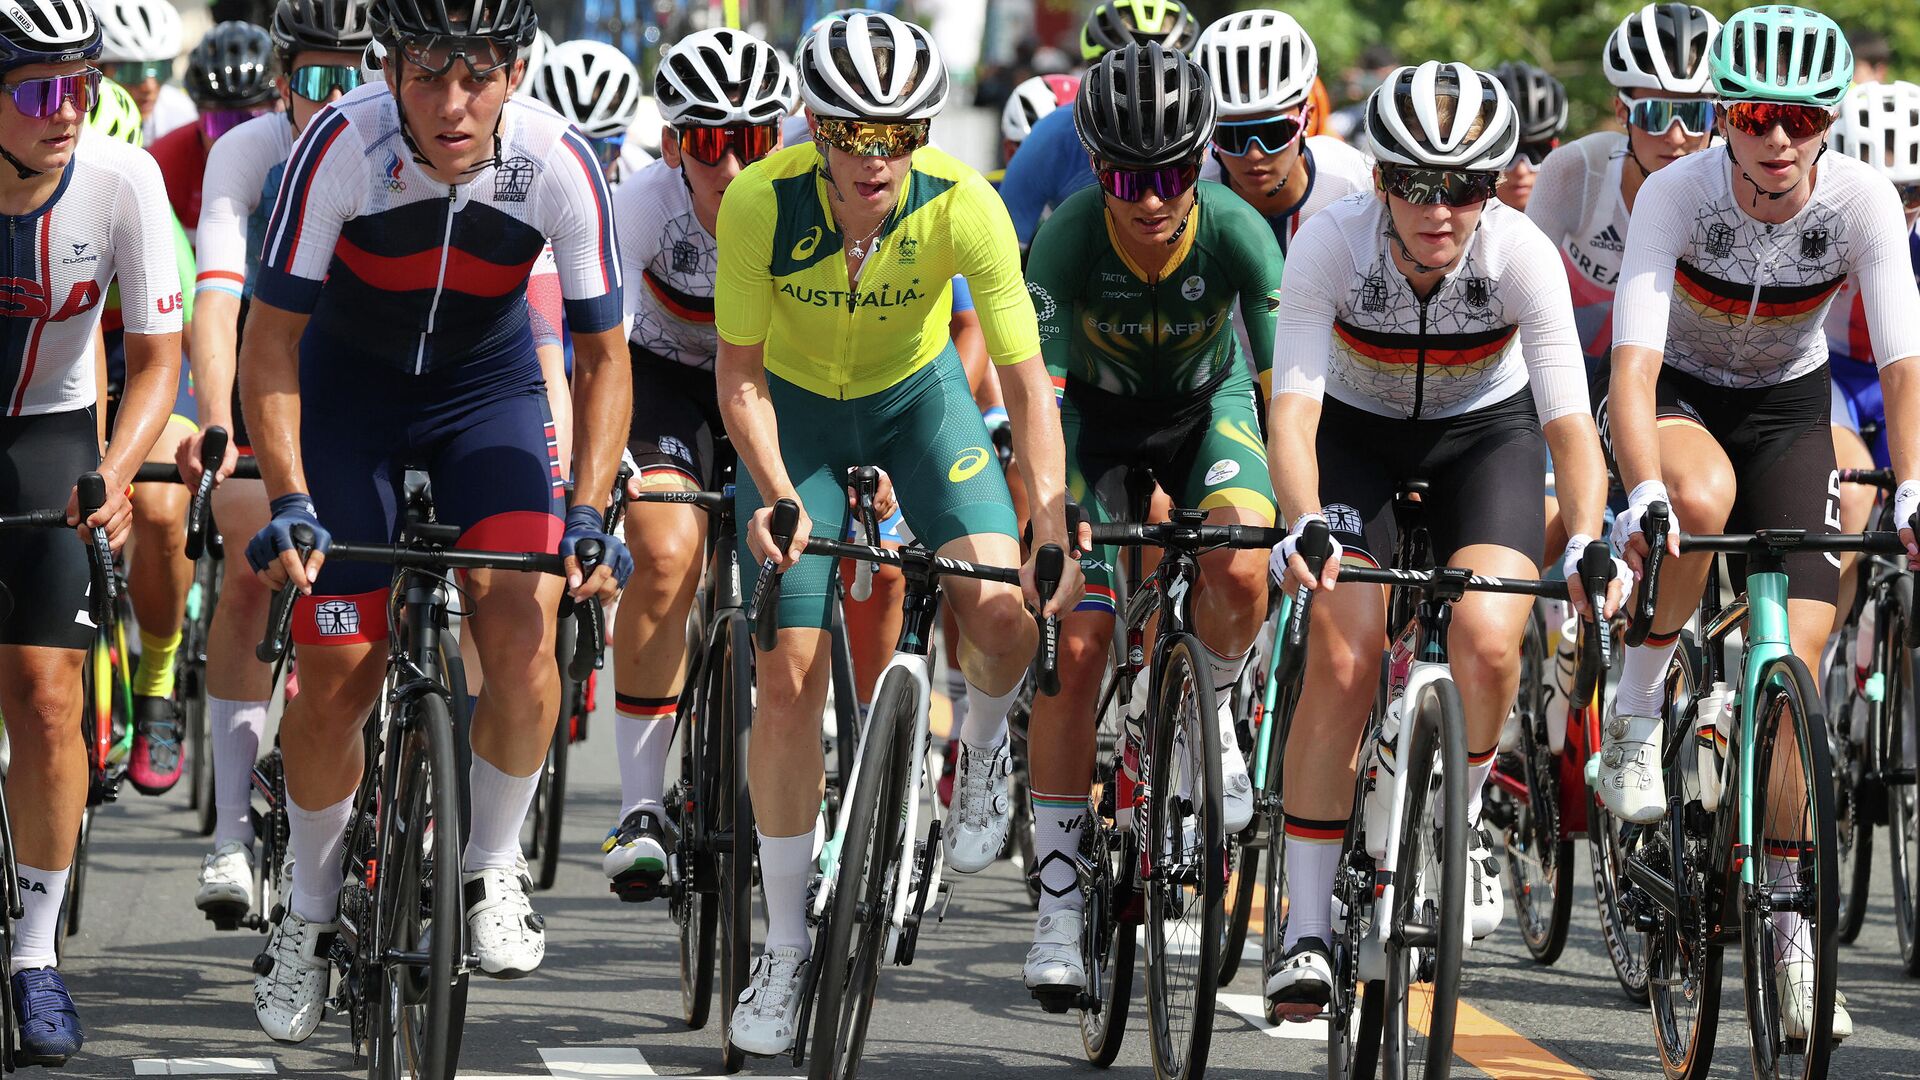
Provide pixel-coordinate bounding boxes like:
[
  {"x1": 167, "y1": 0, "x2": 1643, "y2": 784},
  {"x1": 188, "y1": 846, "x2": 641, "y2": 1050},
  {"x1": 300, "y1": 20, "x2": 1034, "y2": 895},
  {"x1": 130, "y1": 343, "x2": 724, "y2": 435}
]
[
  {"x1": 1264, "y1": 935, "x2": 1335, "y2": 1022},
  {"x1": 127, "y1": 696, "x2": 185, "y2": 795},
  {"x1": 602, "y1": 808, "x2": 675, "y2": 902}
]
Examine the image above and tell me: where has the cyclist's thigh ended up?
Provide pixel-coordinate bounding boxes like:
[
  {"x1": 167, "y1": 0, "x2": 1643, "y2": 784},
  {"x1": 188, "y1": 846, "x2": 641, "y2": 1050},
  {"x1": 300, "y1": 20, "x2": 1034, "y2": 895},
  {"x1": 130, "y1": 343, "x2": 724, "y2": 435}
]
[
  {"x1": 1169, "y1": 370, "x2": 1276, "y2": 528},
  {"x1": 1427, "y1": 391, "x2": 1547, "y2": 564},
  {"x1": 1831, "y1": 360, "x2": 1889, "y2": 468},
  {"x1": 628, "y1": 345, "x2": 723, "y2": 492},
  {"x1": 427, "y1": 385, "x2": 566, "y2": 612},
  {"x1": 877, "y1": 353, "x2": 1018, "y2": 554},
  {"x1": 1059, "y1": 388, "x2": 1134, "y2": 619},
  {"x1": 1717, "y1": 368, "x2": 1839, "y2": 603},
  {"x1": 734, "y1": 375, "x2": 854, "y2": 633},
  {"x1": 294, "y1": 360, "x2": 407, "y2": 644},
  {"x1": 1311, "y1": 397, "x2": 1403, "y2": 568},
  {"x1": 0, "y1": 409, "x2": 99, "y2": 650}
]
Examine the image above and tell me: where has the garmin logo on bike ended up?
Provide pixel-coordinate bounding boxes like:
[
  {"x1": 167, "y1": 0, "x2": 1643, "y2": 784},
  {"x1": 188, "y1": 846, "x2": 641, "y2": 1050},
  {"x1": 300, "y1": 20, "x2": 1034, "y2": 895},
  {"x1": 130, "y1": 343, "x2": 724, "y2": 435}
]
[{"x1": 314, "y1": 599, "x2": 361, "y2": 637}]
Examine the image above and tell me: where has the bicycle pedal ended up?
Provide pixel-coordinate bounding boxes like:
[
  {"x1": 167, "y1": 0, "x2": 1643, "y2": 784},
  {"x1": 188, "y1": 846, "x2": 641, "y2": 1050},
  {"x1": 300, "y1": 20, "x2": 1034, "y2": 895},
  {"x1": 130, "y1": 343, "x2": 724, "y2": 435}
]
[
  {"x1": 932, "y1": 882, "x2": 955, "y2": 923},
  {"x1": 1029, "y1": 985, "x2": 1081, "y2": 1014}
]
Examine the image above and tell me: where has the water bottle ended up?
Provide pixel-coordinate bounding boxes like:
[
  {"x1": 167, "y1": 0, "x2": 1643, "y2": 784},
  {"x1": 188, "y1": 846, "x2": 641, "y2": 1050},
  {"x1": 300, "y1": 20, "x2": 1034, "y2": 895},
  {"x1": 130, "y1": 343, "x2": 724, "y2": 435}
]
[
  {"x1": 1693, "y1": 682, "x2": 1732, "y2": 812},
  {"x1": 1363, "y1": 696, "x2": 1405, "y2": 860}
]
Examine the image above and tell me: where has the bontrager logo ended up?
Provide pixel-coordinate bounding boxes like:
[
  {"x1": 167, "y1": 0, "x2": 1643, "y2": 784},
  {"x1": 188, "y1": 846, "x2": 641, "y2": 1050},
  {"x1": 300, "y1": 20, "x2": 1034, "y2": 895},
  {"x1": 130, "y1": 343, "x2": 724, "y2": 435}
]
[
  {"x1": 1591, "y1": 224, "x2": 1623, "y2": 253},
  {"x1": 791, "y1": 227, "x2": 823, "y2": 261}
]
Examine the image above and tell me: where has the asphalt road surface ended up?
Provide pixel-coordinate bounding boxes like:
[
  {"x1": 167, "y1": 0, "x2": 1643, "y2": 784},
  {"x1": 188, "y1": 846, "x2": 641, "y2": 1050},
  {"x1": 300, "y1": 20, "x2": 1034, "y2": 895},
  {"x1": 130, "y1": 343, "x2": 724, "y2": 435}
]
[{"x1": 55, "y1": 686, "x2": 1920, "y2": 1079}]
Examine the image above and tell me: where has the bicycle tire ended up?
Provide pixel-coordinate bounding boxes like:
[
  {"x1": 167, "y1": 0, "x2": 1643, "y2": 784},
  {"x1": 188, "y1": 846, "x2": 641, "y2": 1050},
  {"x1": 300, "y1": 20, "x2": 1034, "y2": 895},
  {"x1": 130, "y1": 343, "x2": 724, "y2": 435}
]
[
  {"x1": 1741, "y1": 654, "x2": 1837, "y2": 1080},
  {"x1": 1219, "y1": 649, "x2": 1267, "y2": 987},
  {"x1": 1144, "y1": 635, "x2": 1224, "y2": 1080},
  {"x1": 525, "y1": 613, "x2": 576, "y2": 891},
  {"x1": 674, "y1": 631, "x2": 715, "y2": 1033},
  {"x1": 1080, "y1": 758, "x2": 1137, "y2": 1068},
  {"x1": 1, "y1": 786, "x2": 18, "y2": 1072},
  {"x1": 62, "y1": 807, "x2": 90, "y2": 944},
  {"x1": 189, "y1": 557, "x2": 218, "y2": 835},
  {"x1": 807, "y1": 667, "x2": 912, "y2": 1080},
  {"x1": 369, "y1": 691, "x2": 465, "y2": 1080},
  {"x1": 1646, "y1": 637, "x2": 1721, "y2": 1080},
  {"x1": 1882, "y1": 575, "x2": 1920, "y2": 975},
  {"x1": 1831, "y1": 643, "x2": 1872, "y2": 946},
  {"x1": 1506, "y1": 609, "x2": 1572, "y2": 966},
  {"x1": 717, "y1": 616, "x2": 756, "y2": 1074},
  {"x1": 1381, "y1": 676, "x2": 1465, "y2": 1080}
]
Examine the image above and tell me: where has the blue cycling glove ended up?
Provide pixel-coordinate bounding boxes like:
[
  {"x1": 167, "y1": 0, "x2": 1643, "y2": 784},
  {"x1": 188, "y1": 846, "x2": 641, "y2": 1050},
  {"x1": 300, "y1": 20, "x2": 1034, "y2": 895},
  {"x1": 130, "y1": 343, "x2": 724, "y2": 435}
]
[
  {"x1": 560, "y1": 504, "x2": 633, "y2": 588},
  {"x1": 246, "y1": 494, "x2": 330, "y2": 574}
]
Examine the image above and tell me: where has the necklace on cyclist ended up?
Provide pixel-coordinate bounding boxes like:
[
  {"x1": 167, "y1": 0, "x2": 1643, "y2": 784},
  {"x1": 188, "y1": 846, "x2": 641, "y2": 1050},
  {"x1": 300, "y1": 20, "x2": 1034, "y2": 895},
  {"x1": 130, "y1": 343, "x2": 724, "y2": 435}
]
[{"x1": 845, "y1": 214, "x2": 888, "y2": 259}]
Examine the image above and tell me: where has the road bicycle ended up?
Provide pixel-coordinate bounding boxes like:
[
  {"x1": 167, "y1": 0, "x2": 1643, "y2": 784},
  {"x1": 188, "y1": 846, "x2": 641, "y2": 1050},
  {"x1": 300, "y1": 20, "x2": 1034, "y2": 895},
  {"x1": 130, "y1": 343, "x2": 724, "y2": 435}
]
[
  {"x1": 753, "y1": 498, "x2": 1063, "y2": 1080},
  {"x1": 258, "y1": 507, "x2": 600, "y2": 1079},
  {"x1": 1622, "y1": 503, "x2": 1906, "y2": 1079}
]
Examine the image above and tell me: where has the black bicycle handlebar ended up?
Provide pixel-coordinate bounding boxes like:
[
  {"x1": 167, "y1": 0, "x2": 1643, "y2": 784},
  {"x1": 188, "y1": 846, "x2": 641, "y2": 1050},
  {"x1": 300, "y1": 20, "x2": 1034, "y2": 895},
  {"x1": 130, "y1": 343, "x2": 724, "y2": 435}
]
[
  {"x1": 77, "y1": 472, "x2": 113, "y2": 628},
  {"x1": 752, "y1": 499, "x2": 801, "y2": 653},
  {"x1": 186, "y1": 427, "x2": 226, "y2": 560},
  {"x1": 1088, "y1": 520, "x2": 1283, "y2": 551},
  {"x1": 1335, "y1": 563, "x2": 1571, "y2": 599},
  {"x1": 1838, "y1": 467, "x2": 1895, "y2": 490},
  {"x1": 1574, "y1": 540, "x2": 1614, "y2": 702},
  {"x1": 1033, "y1": 543, "x2": 1063, "y2": 697},
  {"x1": 850, "y1": 466, "x2": 881, "y2": 603},
  {"x1": 568, "y1": 540, "x2": 605, "y2": 683},
  {"x1": 1283, "y1": 520, "x2": 1332, "y2": 660},
  {"x1": 1627, "y1": 501, "x2": 1670, "y2": 647}
]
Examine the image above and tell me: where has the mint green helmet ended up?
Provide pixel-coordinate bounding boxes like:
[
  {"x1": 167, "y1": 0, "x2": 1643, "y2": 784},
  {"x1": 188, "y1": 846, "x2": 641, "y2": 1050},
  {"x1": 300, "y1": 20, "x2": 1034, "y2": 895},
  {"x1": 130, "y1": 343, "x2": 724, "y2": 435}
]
[{"x1": 1710, "y1": 5, "x2": 1852, "y2": 107}]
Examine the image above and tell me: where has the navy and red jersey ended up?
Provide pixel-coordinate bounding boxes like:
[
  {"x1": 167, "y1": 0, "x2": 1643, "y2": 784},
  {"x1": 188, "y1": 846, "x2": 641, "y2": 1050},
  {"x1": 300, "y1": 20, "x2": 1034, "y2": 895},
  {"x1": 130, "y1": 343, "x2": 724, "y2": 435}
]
[{"x1": 255, "y1": 82, "x2": 622, "y2": 375}]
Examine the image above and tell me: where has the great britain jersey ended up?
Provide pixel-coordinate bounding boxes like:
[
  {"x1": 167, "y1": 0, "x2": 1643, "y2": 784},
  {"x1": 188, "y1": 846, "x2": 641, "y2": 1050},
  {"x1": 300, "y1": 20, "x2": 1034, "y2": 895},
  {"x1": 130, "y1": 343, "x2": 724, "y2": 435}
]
[
  {"x1": 1526, "y1": 132, "x2": 1632, "y2": 369},
  {"x1": 614, "y1": 157, "x2": 716, "y2": 369},
  {"x1": 2, "y1": 133, "x2": 181, "y2": 416},
  {"x1": 1823, "y1": 218, "x2": 1920, "y2": 370},
  {"x1": 1612, "y1": 149, "x2": 1920, "y2": 386},
  {"x1": 1270, "y1": 193, "x2": 1589, "y2": 424},
  {"x1": 255, "y1": 83, "x2": 622, "y2": 373}
]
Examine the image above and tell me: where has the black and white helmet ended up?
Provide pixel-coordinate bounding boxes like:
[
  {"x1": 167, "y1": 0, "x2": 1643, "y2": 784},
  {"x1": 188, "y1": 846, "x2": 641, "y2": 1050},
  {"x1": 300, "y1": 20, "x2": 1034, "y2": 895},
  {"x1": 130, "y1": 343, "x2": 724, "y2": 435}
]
[
  {"x1": 798, "y1": 11, "x2": 946, "y2": 121},
  {"x1": 272, "y1": 0, "x2": 374, "y2": 55},
  {"x1": 94, "y1": 0, "x2": 177, "y2": 63},
  {"x1": 1830, "y1": 81, "x2": 1920, "y2": 185},
  {"x1": 1365, "y1": 61, "x2": 1517, "y2": 171},
  {"x1": 1604, "y1": 3, "x2": 1719, "y2": 93},
  {"x1": 1075, "y1": 41, "x2": 1214, "y2": 169},
  {"x1": 1194, "y1": 10, "x2": 1317, "y2": 118},
  {"x1": 532, "y1": 39, "x2": 641, "y2": 140},
  {"x1": 1492, "y1": 61, "x2": 1567, "y2": 143},
  {"x1": 655, "y1": 27, "x2": 797, "y2": 127}
]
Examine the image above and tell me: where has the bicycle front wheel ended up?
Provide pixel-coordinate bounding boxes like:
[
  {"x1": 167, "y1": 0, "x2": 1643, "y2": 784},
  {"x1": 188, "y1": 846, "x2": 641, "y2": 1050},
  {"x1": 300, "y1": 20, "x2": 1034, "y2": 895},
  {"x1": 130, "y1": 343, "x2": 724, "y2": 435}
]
[
  {"x1": 716, "y1": 616, "x2": 756, "y2": 1074},
  {"x1": 1825, "y1": 616, "x2": 1871, "y2": 946},
  {"x1": 525, "y1": 611, "x2": 575, "y2": 891},
  {"x1": 1743, "y1": 655, "x2": 1838, "y2": 1080},
  {"x1": 369, "y1": 692, "x2": 466, "y2": 1080},
  {"x1": 1877, "y1": 574, "x2": 1920, "y2": 975},
  {"x1": 1381, "y1": 676, "x2": 1466, "y2": 1080},
  {"x1": 1144, "y1": 636, "x2": 1224, "y2": 1080},
  {"x1": 1081, "y1": 767, "x2": 1137, "y2": 1067},
  {"x1": 807, "y1": 668, "x2": 912, "y2": 1080},
  {"x1": 1504, "y1": 606, "x2": 1571, "y2": 966}
]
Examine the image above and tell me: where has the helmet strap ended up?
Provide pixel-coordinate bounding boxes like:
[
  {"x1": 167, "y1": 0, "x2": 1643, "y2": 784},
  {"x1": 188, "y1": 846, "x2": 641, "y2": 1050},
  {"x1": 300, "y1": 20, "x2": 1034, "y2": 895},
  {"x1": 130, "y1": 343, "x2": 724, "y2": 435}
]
[
  {"x1": 1384, "y1": 217, "x2": 1454, "y2": 275},
  {"x1": 1728, "y1": 140, "x2": 1822, "y2": 208},
  {"x1": 0, "y1": 142, "x2": 44, "y2": 181},
  {"x1": 394, "y1": 88, "x2": 505, "y2": 179}
]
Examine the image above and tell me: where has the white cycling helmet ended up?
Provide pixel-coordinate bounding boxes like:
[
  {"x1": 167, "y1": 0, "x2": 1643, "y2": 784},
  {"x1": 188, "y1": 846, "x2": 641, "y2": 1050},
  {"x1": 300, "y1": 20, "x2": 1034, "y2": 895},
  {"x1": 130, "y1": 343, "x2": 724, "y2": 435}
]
[
  {"x1": 1365, "y1": 61, "x2": 1518, "y2": 171},
  {"x1": 511, "y1": 27, "x2": 552, "y2": 96},
  {"x1": 532, "y1": 39, "x2": 642, "y2": 140},
  {"x1": 1194, "y1": 10, "x2": 1318, "y2": 118},
  {"x1": 95, "y1": 0, "x2": 181, "y2": 63},
  {"x1": 1605, "y1": 3, "x2": 1719, "y2": 94},
  {"x1": 1830, "y1": 81, "x2": 1920, "y2": 184},
  {"x1": 798, "y1": 11, "x2": 946, "y2": 121},
  {"x1": 999, "y1": 72, "x2": 1077, "y2": 143},
  {"x1": 655, "y1": 26, "x2": 797, "y2": 127},
  {"x1": 627, "y1": 93, "x2": 662, "y2": 154}
]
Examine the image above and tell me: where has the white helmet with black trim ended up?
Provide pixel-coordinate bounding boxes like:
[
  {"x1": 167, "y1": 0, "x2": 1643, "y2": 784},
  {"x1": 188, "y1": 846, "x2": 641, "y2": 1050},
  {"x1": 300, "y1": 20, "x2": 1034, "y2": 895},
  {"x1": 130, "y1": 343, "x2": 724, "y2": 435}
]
[
  {"x1": 1364, "y1": 61, "x2": 1517, "y2": 171},
  {"x1": 1830, "y1": 80, "x2": 1920, "y2": 184},
  {"x1": 93, "y1": 0, "x2": 176, "y2": 63},
  {"x1": 1604, "y1": 3, "x2": 1719, "y2": 93},
  {"x1": 798, "y1": 11, "x2": 946, "y2": 121},
  {"x1": 655, "y1": 26, "x2": 797, "y2": 127},
  {"x1": 532, "y1": 39, "x2": 642, "y2": 140},
  {"x1": 1193, "y1": 9, "x2": 1317, "y2": 118}
]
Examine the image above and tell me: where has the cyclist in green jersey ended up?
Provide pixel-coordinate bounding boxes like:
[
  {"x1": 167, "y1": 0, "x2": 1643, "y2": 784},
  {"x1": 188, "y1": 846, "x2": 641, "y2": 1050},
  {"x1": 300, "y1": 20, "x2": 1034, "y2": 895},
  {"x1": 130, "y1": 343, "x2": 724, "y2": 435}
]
[{"x1": 1018, "y1": 41, "x2": 1283, "y2": 1002}]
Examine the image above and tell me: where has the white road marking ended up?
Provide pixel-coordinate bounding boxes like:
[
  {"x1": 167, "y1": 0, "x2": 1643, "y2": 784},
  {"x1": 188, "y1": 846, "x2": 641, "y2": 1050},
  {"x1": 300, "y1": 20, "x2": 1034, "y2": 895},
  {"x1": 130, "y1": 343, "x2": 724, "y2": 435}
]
[
  {"x1": 1219, "y1": 992, "x2": 1328, "y2": 1041},
  {"x1": 538, "y1": 1047, "x2": 654, "y2": 1078},
  {"x1": 1133, "y1": 925, "x2": 1261, "y2": 961},
  {"x1": 132, "y1": 1059, "x2": 276, "y2": 1076}
]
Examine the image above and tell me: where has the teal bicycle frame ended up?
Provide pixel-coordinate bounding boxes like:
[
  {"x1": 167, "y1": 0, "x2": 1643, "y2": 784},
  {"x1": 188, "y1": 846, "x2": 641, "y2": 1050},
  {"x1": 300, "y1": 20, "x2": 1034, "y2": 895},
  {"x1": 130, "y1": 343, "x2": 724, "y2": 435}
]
[{"x1": 1731, "y1": 568, "x2": 1793, "y2": 889}]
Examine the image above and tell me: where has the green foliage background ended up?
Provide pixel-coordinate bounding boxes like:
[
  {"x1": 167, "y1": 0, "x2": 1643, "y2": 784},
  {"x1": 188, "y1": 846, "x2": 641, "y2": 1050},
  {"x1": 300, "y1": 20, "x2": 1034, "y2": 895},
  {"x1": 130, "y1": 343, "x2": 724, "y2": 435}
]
[{"x1": 1179, "y1": 0, "x2": 1918, "y2": 134}]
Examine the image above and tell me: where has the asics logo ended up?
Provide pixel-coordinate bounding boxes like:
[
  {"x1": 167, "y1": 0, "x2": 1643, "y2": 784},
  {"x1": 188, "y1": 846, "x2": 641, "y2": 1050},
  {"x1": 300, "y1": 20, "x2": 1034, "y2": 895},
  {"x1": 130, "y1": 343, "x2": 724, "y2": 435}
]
[
  {"x1": 948, "y1": 446, "x2": 990, "y2": 483},
  {"x1": 792, "y1": 227, "x2": 823, "y2": 260}
]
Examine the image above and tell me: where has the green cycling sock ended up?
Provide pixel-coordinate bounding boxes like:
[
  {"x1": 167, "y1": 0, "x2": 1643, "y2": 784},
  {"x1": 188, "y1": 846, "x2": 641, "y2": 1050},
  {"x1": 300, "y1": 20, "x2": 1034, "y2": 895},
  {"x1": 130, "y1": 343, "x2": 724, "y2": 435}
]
[{"x1": 135, "y1": 628, "x2": 182, "y2": 699}]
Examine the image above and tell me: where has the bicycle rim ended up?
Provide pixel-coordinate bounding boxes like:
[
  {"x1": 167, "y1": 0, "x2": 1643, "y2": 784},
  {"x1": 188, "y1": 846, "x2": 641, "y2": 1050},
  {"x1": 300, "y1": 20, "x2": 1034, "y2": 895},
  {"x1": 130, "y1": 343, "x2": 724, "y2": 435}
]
[
  {"x1": 1833, "y1": 676, "x2": 1870, "y2": 947},
  {"x1": 1742, "y1": 656, "x2": 1837, "y2": 1080},
  {"x1": 371, "y1": 694, "x2": 463, "y2": 1080},
  {"x1": 1219, "y1": 659, "x2": 1265, "y2": 987},
  {"x1": 190, "y1": 664, "x2": 215, "y2": 836},
  {"x1": 807, "y1": 670, "x2": 910, "y2": 1080},
  {"x1": 1081, "y1": 792, "x2": 1137, "y2": 1067},
  {"x1": 675, "y1": 633, "x2": 716, "y2": 1034},
  {"x1": 1881, "y1": 577, "x2": 1920, "y2": 975},
  {"x1": 719, "y1": 617, "x2": 755, "y2": 1073},
  {"x1": 1508, "y1": 682, "x2": 1572, "y2": 966},
  {"x1": 534, "y1": 714, "x2": 567, "y2": 891},
  {"x1": 1145, "y1": 637, "x2": 1223, "y2": 1080},
  {"x1": 1382, "y1": 678, "x2": 1464, "y2": 1080}
]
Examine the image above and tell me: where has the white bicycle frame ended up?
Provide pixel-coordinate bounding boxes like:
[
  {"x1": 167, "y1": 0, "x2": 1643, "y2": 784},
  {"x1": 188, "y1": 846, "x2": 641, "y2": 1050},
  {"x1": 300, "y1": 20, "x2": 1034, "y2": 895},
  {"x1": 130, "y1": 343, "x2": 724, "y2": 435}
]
[
  {"x1": 1356, "y1": 658, "x2": 1456, "y2": 979},
  {"x1": 809, "y1": 650, "x2": 947, "y2": 963}
]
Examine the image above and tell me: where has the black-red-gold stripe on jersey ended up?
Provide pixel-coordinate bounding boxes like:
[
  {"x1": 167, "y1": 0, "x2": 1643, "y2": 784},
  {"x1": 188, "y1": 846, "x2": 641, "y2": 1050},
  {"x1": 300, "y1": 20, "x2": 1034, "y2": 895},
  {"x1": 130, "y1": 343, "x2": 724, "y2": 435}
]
[
  {"x1": 643, "y1": 266, "x2": 715, "y2": 324},
  {"x1": 1333, "y1": 319, "x2": 1518, "y2": 374},
  {"x1": 1674, "y1": 260, "x2": 1844, "y2": 326}
]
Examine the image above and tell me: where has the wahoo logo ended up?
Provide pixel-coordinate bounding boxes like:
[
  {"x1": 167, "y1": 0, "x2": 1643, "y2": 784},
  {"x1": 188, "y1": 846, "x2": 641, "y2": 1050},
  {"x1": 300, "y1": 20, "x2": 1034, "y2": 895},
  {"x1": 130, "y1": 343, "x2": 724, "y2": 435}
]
[
  {"x1": 314, "y1": 599, "x2": 360, "y2": 637},
  {"x1": 1591, "y1": 224, "x2": 1623, "y2": 253},
  {"x1": 383, "y1": 151, "x2": 406, "y2": 193}
]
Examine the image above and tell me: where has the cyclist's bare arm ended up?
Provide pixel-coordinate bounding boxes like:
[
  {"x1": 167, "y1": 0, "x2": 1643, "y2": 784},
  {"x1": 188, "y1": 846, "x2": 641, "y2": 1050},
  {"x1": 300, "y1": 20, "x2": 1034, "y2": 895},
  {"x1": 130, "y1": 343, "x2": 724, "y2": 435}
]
[
  {"x1": 183, "y1": 289, "x2": 243, "y2": 482},
  {"x1": 97, "y1": 327, "x2": 186, "y2": 548},
  {"x1": 1607, "y1": 342, "x2": 1665, "y2": 566},
  {"x1": 717, "y1": 337, "x2": 806, "y2": 568},
  {"x1": 566, "y1": 324, "x2": 630, "y2": 598},
  {"x1": 1881, "y1": 355, "x2": 1920, "y2": 556},
  {"x1": 237, "y1": 299, "x2": 315, "y2": 588}
]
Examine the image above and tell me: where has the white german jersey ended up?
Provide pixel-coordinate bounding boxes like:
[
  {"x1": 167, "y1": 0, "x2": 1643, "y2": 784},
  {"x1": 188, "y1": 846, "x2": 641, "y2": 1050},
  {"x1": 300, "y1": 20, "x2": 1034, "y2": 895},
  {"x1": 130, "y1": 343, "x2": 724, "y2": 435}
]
[
  {"x1": 1526, "y1": 132, "x2": 1630, "y2": 368},
  {"x1": 613, "y1": 157, "x2": 715, "y2": 369},
  {"x1": 194, "y1": 112, "x2": 295, "y2": 300},
  {"x1": 1613, "y1": 149, "x2": 1920, "y2": 386},
  {"x1": 1271, "y1": 193, "x2": 1588, "y2": 423},
  {"x1": 1201, "y1": 135, "x2": 1373, "y2": 255},
  {"x1": 3, "y1": 133, "x2": 181, "y2": 415}
]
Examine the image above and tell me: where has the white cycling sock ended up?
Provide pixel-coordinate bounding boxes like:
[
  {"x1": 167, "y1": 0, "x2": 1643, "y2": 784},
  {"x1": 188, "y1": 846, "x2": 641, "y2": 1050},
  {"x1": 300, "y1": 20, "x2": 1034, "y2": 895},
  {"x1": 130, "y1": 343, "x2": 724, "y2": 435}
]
[
  {"x1": 1281, "y1": 820, "x2": 1344, "y2": 949},
  {"x1": 945, "y1": 666, "x2": 970, "y2": 737},
  {"x1": 960, "y1": 679, "x2": 1016, "y2": 751},
  {"x1": 1616, "y1": 631, "x2": 1681, "y2": 719},
  {"x1": 462, "y1": 754, "x2": 539, "y2": 873},
  {"x1": 209, "y1": 696, "x2": 268, "y2": 848},
  {"x1": 1201, "y1": 640, "x2": 1248, "y2": 696},
  {"x1": 1465, "y1": 745, "x2": 1497, "y2": 827},
  {"x1": 758, "y1": 829, "x2": 815, "y2": 958},
  {"x1": 1031, "y1": 789, "x2": 1087, "y2": 919},
  {"x1": 11, "y1": 863, "x2": 68, "y2": 970},
  {"x1": 614, "y1": 692, "x2": 677, "y2": 818},
  {"x1": 287, "y1": 793, "x2": 354, "y2": 923}
]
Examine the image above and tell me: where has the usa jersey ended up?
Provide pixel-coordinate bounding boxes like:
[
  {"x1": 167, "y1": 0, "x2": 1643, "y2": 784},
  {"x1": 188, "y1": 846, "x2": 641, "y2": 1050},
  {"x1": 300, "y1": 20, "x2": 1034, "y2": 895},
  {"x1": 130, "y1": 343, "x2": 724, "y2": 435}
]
[
  {"x1": 255, "y1": 84, "x2": 622, "y2": 374},
  {"x1": 3, "y1": 132, "x2": 181, "y2": 416}
]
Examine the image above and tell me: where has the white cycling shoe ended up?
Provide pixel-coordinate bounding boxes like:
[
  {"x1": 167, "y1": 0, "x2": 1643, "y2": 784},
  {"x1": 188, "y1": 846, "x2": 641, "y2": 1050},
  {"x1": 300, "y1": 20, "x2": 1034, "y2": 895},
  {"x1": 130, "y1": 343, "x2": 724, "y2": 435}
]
[
  {"x1": 1024, "y1": 911, "x2": 1085, "y2": 1011},
  {"x1": 253, "y1": 911, "x2": 333, "y2": 1043},
  {"x1": 1466, "y1": 826, "x2": 1504, "y2": 941},
  {"x1": 1777, "y1": 956, "x2": 1852, "y2": 1042},
  {"x1": 463, "y1": 867, "x2": 545, "y2": 979},
  {"x1": 730, "y1": 947, "x2": 808, "y2": 1057},
  {"x1": 1265, "y1": 936, "x2": 1335, "y2": 1021},
  {"x1": 1596, "y1": 707, "x2": 1666, "y2": 824},
  {"x1": 197, "y1": 841, "x2": 256, "y2": 928},
  {"x1": 945, "y1": 736, "x2": 1012, "y2": 874},
  {"x1": 1216, "y1": 699, "x2": 1254, "y2": 834}
]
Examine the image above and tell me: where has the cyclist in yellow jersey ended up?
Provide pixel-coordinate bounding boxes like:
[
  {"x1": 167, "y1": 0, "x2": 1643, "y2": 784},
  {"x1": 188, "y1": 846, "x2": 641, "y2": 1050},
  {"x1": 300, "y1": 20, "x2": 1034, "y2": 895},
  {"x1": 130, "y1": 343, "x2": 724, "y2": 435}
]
[{"x1": 713, "y1": 11, "x2": 1082, "y2": 1057}]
